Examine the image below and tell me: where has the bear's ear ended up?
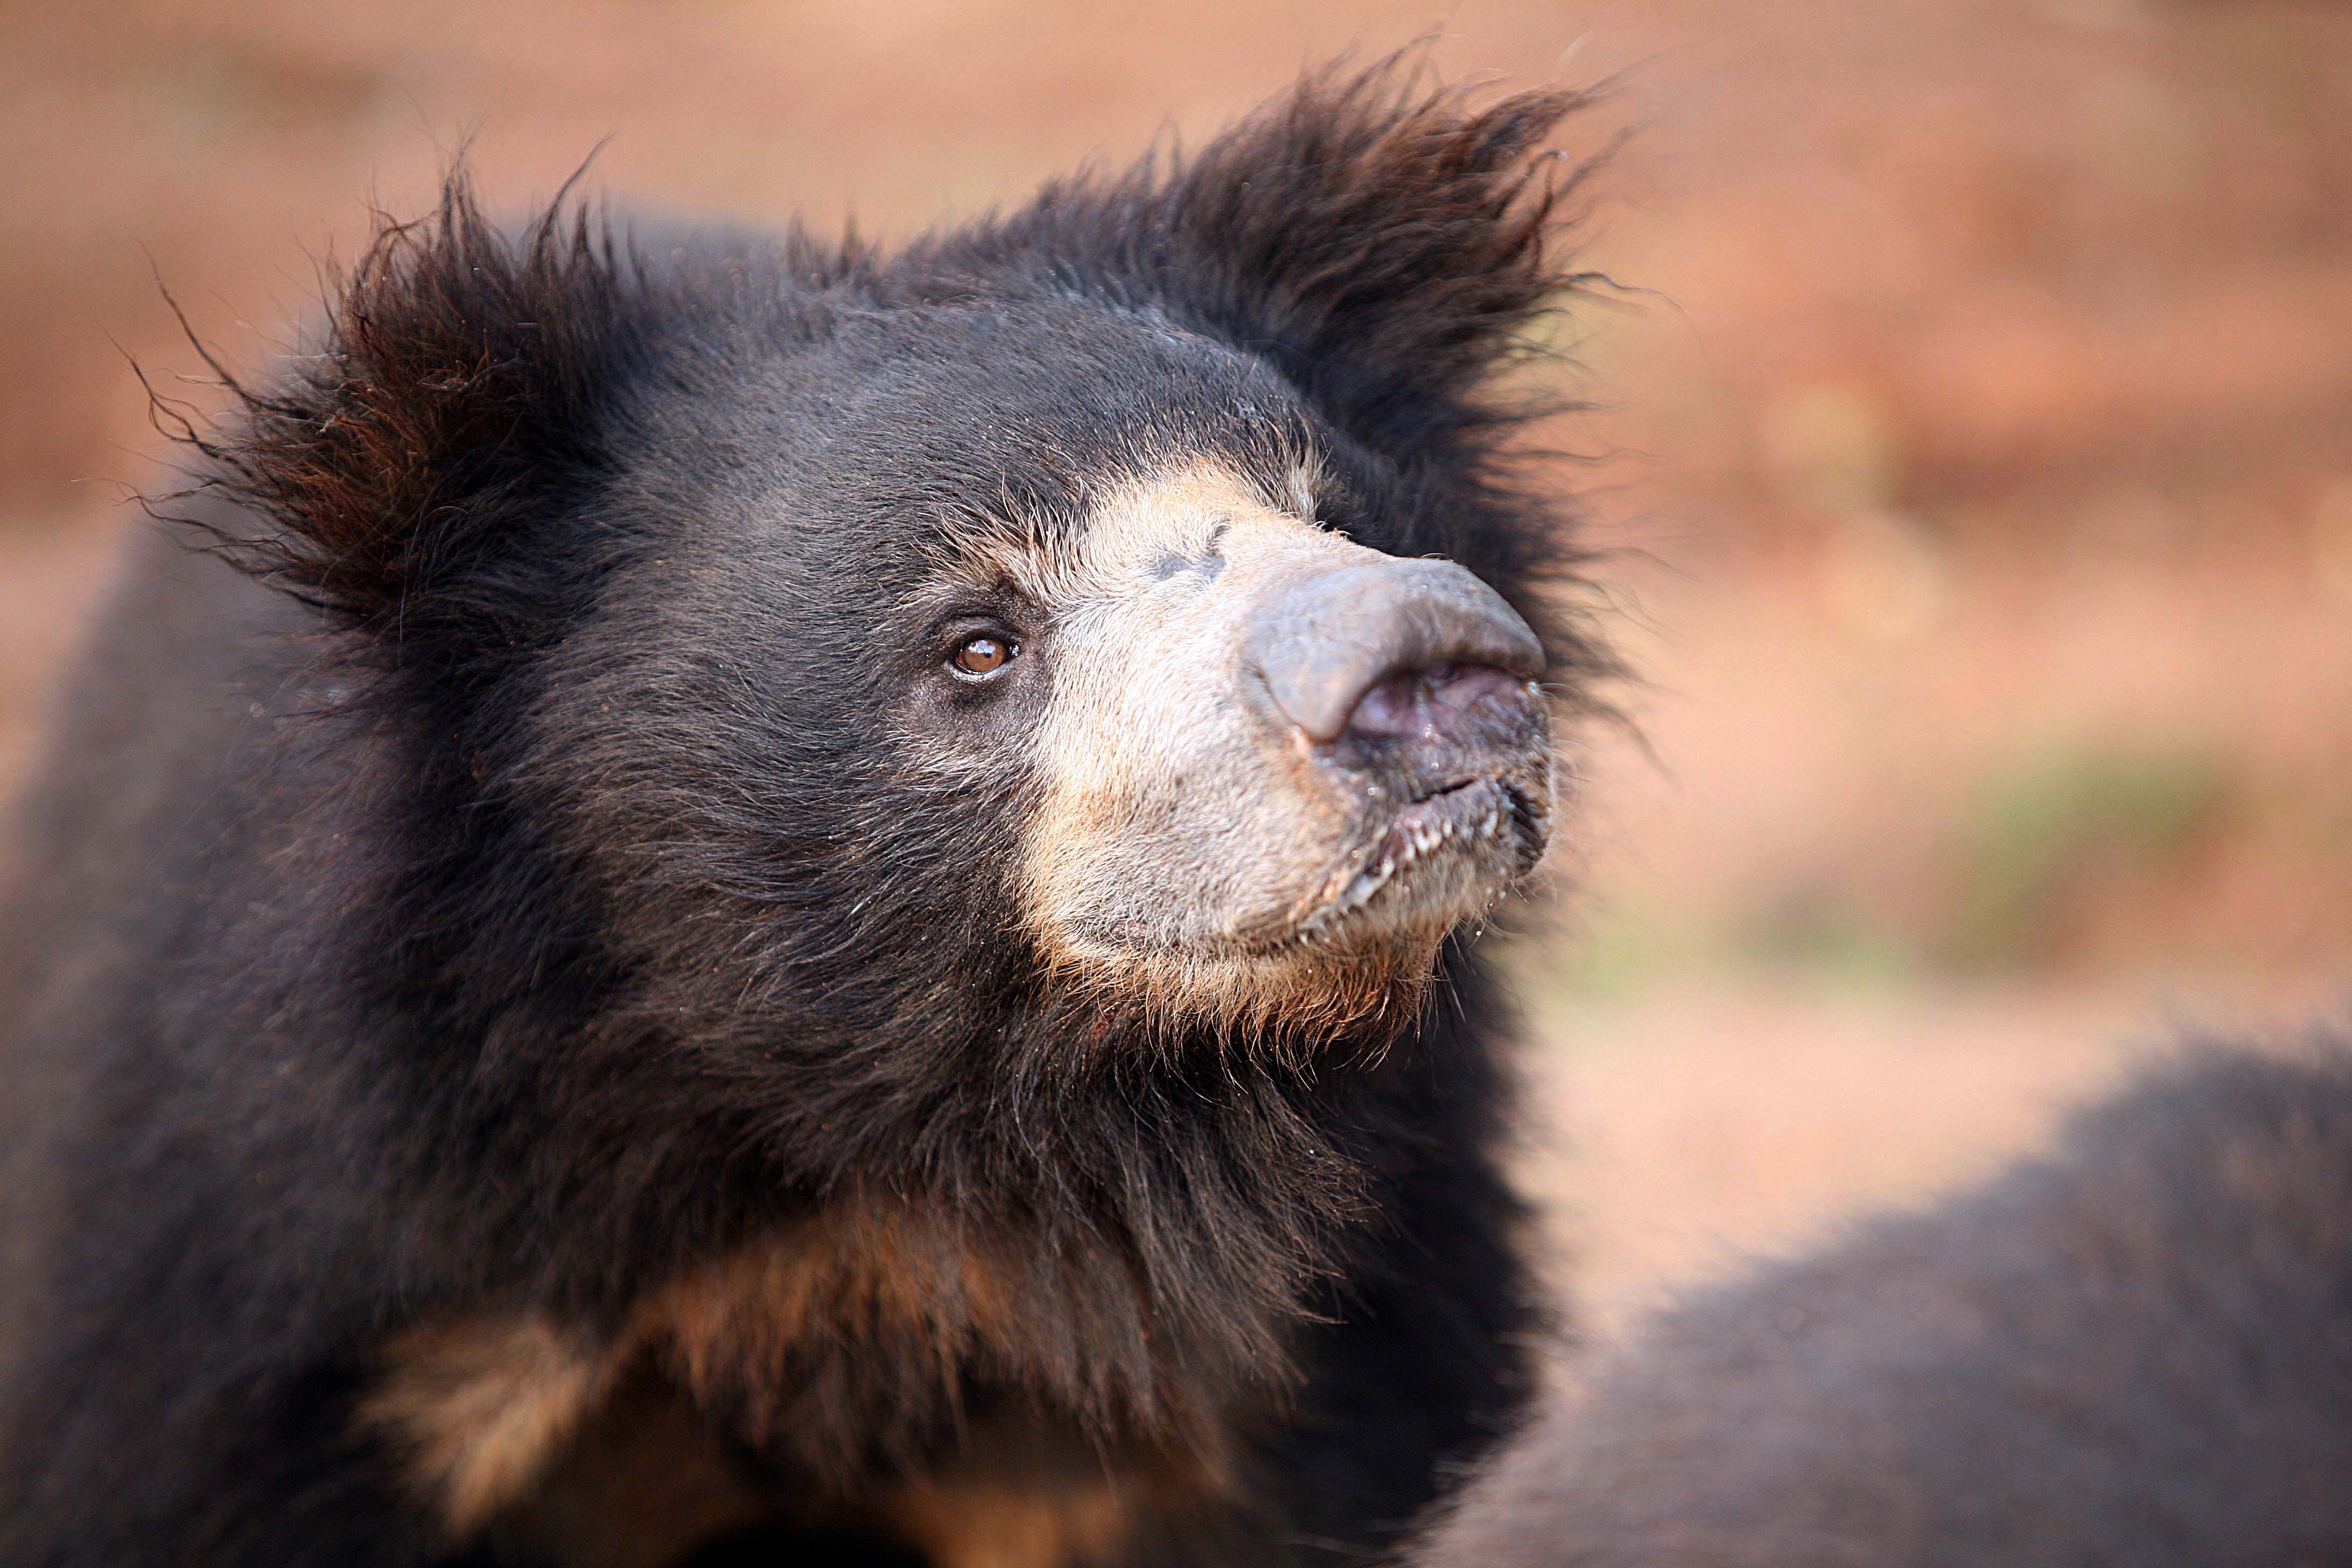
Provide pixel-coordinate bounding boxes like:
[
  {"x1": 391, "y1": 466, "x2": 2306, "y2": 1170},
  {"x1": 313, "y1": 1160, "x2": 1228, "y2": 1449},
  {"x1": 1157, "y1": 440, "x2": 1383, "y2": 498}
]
[
  {"x1": 1016, "y1": 60, "x2": 1608, "y2": 461},
  {"x1": 172, "y1": 170, "x2": 640, "y2": 647}
]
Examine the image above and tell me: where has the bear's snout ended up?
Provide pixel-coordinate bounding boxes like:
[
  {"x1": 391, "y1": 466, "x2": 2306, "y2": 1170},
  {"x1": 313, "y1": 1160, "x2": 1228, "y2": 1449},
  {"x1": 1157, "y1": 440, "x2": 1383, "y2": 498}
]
[
  {"x1": 1248, "y1": 556, "x2": 1553, "y2": 858},
  {"x1": 1009, "y1": 471, "x2": 1563, "y2": 1017}
]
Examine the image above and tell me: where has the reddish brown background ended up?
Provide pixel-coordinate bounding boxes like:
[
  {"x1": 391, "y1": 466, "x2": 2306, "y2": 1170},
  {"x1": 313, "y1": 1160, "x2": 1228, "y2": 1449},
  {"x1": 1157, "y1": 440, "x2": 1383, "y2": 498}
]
[{"x1": 4, "y1": 0, "x2": 2349, "y2": 1328}]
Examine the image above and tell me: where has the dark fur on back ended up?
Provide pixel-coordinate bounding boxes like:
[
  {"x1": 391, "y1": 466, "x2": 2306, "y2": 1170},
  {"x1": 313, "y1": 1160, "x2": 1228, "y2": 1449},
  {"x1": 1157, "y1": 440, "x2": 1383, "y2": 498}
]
[
  {"x1": 1416, "y1": 1039, "x2": 2352, "y2": 1568},
  {"x1": 1, "y1": 60, "x2": 1613, "y2": 1567}
]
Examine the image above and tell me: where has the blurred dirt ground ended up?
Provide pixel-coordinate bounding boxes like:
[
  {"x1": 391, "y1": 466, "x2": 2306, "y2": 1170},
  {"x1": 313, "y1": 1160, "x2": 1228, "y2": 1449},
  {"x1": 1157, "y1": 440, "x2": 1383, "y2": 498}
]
[{"x1": 3, "y1": 0, "x2": 2349, "y2": 1331}]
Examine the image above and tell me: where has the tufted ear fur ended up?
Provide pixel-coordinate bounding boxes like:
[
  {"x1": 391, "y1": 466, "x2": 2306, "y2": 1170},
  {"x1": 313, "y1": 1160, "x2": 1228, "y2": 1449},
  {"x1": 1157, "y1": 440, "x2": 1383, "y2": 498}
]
[
  {"x1": 1151, "y1": 62, "x2": 1608, "y2": 456},
  {"x1": 163, "y1": 173, "x2": 648, "y2": 666},
  {"x1": 937, "y1": 57, "x2": 1615, "y2": 466}
]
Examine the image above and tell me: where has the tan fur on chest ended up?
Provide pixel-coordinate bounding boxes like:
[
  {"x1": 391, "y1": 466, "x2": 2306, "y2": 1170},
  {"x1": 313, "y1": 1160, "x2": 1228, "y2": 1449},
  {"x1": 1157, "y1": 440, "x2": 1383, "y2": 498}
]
[
  {"x1": 360, "y1": 1207, "x2": 1233, "y2": 1568},
  {"x1": 643, "y1": 1198, "x2": 1021, "y2": 1434}
]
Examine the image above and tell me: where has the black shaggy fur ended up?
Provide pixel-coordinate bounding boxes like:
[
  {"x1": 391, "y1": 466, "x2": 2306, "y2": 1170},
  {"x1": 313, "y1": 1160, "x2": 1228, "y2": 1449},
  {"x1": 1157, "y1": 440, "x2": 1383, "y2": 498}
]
[
  {"x1": 1415, "y1": 1039, "x2": 2352, "y2": 1568},
  {"x1": 0, "y1": 62, "x2": 1611, "y2": 1568}
]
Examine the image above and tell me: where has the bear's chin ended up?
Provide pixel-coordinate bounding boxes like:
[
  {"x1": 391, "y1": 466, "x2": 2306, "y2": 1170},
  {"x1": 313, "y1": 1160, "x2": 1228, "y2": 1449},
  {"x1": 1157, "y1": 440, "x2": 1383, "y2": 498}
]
[{"x1": 1040, "y1": 940, "x2": 1444, "y2": 1049}]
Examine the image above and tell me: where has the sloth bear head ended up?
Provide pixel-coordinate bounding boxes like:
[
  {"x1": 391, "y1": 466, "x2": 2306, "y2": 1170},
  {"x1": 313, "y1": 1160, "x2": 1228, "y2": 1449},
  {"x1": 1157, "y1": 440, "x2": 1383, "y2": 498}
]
[
  {"x1": 183, "y1": 64, "x2": 1609, "y2": 1077},
  {"x1": 93, "y1": 66, "x2": 1623, "y2": 1550}
]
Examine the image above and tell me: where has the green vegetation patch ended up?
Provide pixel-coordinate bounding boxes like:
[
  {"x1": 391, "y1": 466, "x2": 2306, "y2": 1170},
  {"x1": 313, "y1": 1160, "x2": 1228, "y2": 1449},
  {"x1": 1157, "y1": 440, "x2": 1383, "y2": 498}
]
[{"x1": 1941, "y1": 744, "x2": 2229, "y2": 974}]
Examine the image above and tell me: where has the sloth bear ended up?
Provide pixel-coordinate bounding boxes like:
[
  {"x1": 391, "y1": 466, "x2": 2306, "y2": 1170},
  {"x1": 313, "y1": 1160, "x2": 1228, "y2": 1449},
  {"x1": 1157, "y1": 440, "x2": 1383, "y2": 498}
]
[
  {"x1": 0, "y1": 65, "x2": 1615, "y2": 1568},
  {"x1": 1415, "y1": 1039, "x2": 2352, "y2": 1567}
]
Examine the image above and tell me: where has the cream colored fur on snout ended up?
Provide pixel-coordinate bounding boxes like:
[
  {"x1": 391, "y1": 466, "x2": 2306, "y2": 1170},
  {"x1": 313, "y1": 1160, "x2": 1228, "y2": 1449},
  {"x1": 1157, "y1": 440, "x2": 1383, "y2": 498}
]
[{"x1": 998, "y1": 461, "x2": 1552, "y2": 1036}]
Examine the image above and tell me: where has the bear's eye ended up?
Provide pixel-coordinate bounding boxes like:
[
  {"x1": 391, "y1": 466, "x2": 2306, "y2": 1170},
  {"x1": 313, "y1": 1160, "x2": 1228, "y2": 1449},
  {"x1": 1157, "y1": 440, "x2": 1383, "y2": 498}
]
[{"x1": 949, "y1": 634, "x2": 1016, "y2": 680}]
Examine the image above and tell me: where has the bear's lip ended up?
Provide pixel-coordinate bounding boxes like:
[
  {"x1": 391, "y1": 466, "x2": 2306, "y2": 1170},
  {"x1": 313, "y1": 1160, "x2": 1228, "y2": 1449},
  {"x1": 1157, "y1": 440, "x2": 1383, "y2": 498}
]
[
  {"x1": 1292, "y1": 772, "x2": 1540, "y2": 941},
  {"x1": 1061, "y1": 769, "x2": 1548, "y2": 962}
]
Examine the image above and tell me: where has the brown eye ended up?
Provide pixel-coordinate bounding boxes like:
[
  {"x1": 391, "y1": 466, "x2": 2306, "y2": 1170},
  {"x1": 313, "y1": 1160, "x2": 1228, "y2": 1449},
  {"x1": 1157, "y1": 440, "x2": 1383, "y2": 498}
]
[{"x1": 950, "y1": 633, "x2": 1014, "y2": 679}]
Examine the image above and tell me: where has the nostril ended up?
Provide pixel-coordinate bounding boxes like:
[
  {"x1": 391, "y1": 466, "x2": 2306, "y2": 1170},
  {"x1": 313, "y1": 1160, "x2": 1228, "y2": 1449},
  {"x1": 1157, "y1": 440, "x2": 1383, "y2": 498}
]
[{"x1": 1344, "y1": 662, "x2": 1525, "y2": 741}]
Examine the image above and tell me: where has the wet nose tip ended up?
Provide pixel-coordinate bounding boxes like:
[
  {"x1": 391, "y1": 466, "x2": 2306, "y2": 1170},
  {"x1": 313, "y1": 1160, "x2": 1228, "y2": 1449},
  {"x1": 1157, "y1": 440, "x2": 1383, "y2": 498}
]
[{"x1": 1248, "y1": 559, "x2": 1545, "y2": 744}]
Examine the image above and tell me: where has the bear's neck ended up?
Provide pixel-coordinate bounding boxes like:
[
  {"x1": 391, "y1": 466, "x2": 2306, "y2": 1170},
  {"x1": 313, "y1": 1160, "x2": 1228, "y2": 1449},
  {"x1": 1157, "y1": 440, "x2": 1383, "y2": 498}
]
[{"x1": 632, "y1": 1002, "x2": 1422, "y2": 1482}]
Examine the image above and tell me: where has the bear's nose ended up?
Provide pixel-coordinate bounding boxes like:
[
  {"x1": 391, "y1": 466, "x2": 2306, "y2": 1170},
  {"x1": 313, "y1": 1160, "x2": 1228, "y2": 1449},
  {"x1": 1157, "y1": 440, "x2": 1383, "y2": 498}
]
[{"x1": 1247, "y1": 558, "x2": 1545, "y2": 744}]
